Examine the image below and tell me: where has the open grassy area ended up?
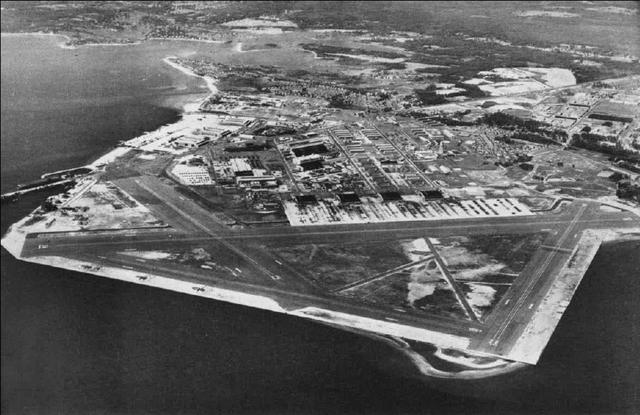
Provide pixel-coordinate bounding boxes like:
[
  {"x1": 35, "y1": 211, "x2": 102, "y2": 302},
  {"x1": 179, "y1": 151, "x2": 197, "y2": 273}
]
[
  {"x1": 341, "y1": 259, "x2": 469, "y2": 320},
  {"x1": 266, "y1": 241, "x2": 408, "y2": 290},
  {"x1": 433, "y1": 232, "x2": 548, "y2": 318}
]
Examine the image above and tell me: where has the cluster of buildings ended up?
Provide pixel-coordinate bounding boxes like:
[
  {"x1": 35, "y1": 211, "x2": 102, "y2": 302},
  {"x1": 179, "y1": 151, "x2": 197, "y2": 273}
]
[
  {"x1": 121, "y1": 113, "x2": 253, "y2": 155},
  {"x1": 171, "y1": 155, "x2": 214, "y2": 186},
  {"x1": 125, "y1": 54, "x2": 640, "y2": 231},
  {"x1": 538, "y1": 83, "x2": 640, "y2": 152},
  {"x1": 283, "y1": 194, "x2": 532, "y2": 226},
  {"x1": 208, "y1": 156, "x2": 278, "y2": 189},
  {"x1": 328, "y1": 126, "x2": 430, "y2": 191},
  {"x1": 277, "y1": 135, "x2": 366, "y2": 193},
  {"x1": 172, "y1": 135, "x2": 209, "y2": 149}
]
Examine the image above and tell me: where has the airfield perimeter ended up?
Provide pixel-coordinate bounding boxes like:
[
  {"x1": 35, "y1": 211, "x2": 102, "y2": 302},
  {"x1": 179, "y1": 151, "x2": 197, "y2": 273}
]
[{"x1": 6, "y1": 166, "x2": 639, "y2": 364}]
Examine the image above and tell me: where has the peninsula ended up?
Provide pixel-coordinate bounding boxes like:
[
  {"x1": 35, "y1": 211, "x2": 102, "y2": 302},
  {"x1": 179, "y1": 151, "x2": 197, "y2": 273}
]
[
  {"x1": 3, "y1": 2, "x2": 640, "y2": 379},
  {"x1": 3, "y1": 51, "x2": 640, "y2": 377}
]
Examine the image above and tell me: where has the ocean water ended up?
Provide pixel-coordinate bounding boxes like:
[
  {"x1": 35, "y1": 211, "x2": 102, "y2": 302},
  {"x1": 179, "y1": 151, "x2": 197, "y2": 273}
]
[
  {"x1": 0, "y1": 35, "x2": 209, "y2": 193},
  {"x1": 1, "y1": 35, "x2": 639, "y2": 415}
]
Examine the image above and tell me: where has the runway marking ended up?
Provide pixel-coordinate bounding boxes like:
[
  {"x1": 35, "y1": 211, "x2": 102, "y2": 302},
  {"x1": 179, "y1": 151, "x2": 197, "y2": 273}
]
[
  {"x1": 488, "y1": 204, "x2": 588, "y2": 347},
  {"x1": 540, "y1": 245, "x2": 574, "y2": 253},
  {"x1": 28, "y1": 217, "x2": 632, "y2": 251}
]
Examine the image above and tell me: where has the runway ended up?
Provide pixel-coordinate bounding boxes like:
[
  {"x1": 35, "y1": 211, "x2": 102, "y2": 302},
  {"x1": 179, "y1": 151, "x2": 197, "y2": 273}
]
[
  {"x1": 472, "y1": 203, "x2": 591, "y2": 357},
  {"x1": 22, "y1": 213, "x2": 635, "y2": 256}
]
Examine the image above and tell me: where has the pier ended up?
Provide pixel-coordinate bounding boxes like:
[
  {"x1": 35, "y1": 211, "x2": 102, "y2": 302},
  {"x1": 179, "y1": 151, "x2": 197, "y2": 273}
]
[
  {"x1": 1, "y1": 165, "x2": 94, "y2": 203},
  {"x1": 0, "y1": 179, "x2": 76, "y2": 203}
]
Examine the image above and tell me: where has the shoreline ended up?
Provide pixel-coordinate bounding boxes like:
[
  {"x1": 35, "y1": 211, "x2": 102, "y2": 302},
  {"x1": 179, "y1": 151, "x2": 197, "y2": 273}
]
[
  {"x1": 162, "y1": 56, "x2": 218, "y2": 96},
  {"x1": 508, "y1": 227, "x2": 640, "y2": 363},
  {"x1": 3, "y1": 249, "x2": 478, "y2": 355},
  {"x1": 1, "y1": 211, "x2": 476, "y2": 360},
  {"x1": 1, "y1": 31, "x2": 140, "y2": 49},
  {"x1": 1, "y1": 31, "x2": 72, "y2": 48},
  {"x1": 1, "y1": 206, "x2": 526, "y2": 381},
  {"x1": 1, "y1": 31, "x2": 226, "y2": 51},
  {"x1": 2, "y1": 33, "x2": 217, "y2": 186},
  {"x1": 78, "y1": 57, "x2": 218, "y2": 173},
  {"x1": 147, "y1": 36, "x2": 226, "y2": 45},
  {"x1": 3, "y1": 217, "x2": 638, "y2": 379},
  {"x1": 332, "y1": 326, "x2": 527, "y2": 380},
  {"x1": 62, "y1": 41, "x2": 142, "y2": 50},
  {"x1": 0, "y1": 44, "x2": 480, "y2": 374}
]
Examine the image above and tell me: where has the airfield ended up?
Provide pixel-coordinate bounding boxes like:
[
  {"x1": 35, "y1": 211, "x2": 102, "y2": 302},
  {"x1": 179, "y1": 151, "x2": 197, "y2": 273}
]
[{"x1": 5, "y1": 169, "x2": 638, "y2": 364}]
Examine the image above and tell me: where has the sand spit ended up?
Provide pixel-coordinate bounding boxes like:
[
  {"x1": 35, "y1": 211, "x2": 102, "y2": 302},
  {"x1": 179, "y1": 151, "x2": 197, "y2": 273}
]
[
  {"x1": 0, "y1": 32, "x2": 143, "y2": 49},
  {"x1": 163, "y1": 56, "x2": 218, "y2": 95},
  {"x1": 17, "y1": 254, "x2": 286, "y2": 312},
  {"x1": 221, "y1": 17, "x2": 297, "y2": 28},
  {"x1": 1, "y1": 31, "x2": 73, "y2": 48},
  {"x1": 514, "y1": 10, "x2": 580, "y2": 18},
  {"x1": 147, "y1": 37, "x2": 225, "y2": 44},
  {"x1": 348, "y1": 331, "x2": 526, "y2": 380}
]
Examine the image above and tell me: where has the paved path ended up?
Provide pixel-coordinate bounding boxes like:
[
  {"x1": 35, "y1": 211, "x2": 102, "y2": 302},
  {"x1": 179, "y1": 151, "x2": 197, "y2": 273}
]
[
  {"x1": 425, "y1": 238, "x2": 479, "y2": 322},
  {"x1": 333, "y1": 256, "x2": 433, "y2": 293}
]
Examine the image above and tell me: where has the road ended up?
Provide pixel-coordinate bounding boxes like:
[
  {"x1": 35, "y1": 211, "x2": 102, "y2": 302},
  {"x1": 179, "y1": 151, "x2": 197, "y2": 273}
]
[
  {"x1": 325, "y1": 127, "x2": 378, "y2": 191},
  {"x1": 425, "y1": 238, "x2": 479, "y2": 322},
  {"x1": 368, "y1": 122, "x2": 437, "y2": 188},
  {"x1": 273, "y1": 143, "x2": 301, "y2": 192},
  {"x1": 334, "y1": 256, "x2": 434, "y2": 294}
]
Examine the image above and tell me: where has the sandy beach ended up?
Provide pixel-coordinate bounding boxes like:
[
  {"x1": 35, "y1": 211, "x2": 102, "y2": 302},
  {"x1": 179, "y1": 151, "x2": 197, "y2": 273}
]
[
  {"x1": 85, "y1": 57, "x2": 219, "y2": 169},
  {"x1": 1, "y1": 31, "x2": 73, "y2": 48},
  {"x1": 147, "y1": 36, "x2": 226, "y2": 44},
  {"x1": 163, "y1": 56, "x2": 218, "y2": 95},
  {"x1": 0, "y1": 32, "x2": 139, "y2": 49}
]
